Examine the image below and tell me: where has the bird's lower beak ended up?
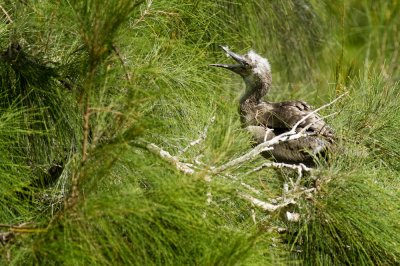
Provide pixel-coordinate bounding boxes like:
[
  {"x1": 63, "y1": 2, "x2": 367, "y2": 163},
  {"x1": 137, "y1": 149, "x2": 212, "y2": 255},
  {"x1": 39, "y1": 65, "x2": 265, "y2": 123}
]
[{"x1": 209, "y1": 63, "x2": 242, "y2": 70}]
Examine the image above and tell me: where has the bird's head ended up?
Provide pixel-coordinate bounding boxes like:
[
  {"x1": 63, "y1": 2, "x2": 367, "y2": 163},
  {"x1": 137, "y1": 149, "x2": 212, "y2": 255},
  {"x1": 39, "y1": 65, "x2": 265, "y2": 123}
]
[{"x1": 210, "y1": 46, "x2": 271, "y2": 87}]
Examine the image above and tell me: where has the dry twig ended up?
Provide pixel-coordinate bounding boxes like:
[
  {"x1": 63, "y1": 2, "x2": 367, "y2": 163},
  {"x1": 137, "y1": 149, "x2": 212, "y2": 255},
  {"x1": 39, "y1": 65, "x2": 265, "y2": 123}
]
[
  {"x1": 112, "y1": 44, "x2": 131, "y2": 82},
  {"x1": 146, "y1": 143, "x2": 195, "y2": 175},
  {"x1": 245, "y1": 162, "x2": 311, "y2": 176},
  {"x1": 239, "y1": 193, "x2": 294, "y2": 212},
  {"x1": 130, "y1": 0, "x2": 153, "y2": 28},
  {"x1": 0, "y1": 223, "x2": 47, "y2": 245},
  {"x1": 178, "y1": 115, "x2": 215, "y2": 155},
  {"x1": 0, "y1": 4, "x2": 13, "y2": 24}
]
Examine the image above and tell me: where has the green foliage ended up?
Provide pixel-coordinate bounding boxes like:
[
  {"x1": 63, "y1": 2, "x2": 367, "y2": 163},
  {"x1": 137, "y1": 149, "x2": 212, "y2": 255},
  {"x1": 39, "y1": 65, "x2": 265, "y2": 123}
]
[
  {"x1": 0, "y1": 0, "x2": 400, "y2": 265},
  {"x1": 0, "y1": 102, "x2": 35, "y2": 220},
  {"x1": 69, "y1": 0, "x2": 144, "y2": 65},
  {"x1": 297, "y1": 169, "x2": 400, "y2": 265},
  {"x1": 289, "y1": 74, "x2": 400, "y2": 265},
  {"x1": 18, "y1": 148, "x2": 259, "y2": 265}
]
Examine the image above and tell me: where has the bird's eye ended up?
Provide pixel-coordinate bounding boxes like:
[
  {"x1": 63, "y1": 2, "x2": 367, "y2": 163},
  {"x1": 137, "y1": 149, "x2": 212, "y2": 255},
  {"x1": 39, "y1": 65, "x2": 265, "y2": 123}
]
[{"x1": 243, "y1": 62, "x2": 250, "y2": 68}]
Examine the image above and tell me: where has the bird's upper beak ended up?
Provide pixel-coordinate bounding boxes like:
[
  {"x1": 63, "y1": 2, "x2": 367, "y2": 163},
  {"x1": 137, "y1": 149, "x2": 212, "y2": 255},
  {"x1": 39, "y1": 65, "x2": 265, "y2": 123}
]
[{"x1": 209, "y1": 46, "x2": 247, "y2": 73}]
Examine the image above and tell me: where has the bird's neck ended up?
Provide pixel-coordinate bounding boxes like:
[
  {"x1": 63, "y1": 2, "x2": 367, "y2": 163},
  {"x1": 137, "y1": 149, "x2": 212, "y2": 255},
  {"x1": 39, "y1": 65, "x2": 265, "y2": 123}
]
[{"x1": 239, "y1": 75, "x2": 271, "y2": 105}]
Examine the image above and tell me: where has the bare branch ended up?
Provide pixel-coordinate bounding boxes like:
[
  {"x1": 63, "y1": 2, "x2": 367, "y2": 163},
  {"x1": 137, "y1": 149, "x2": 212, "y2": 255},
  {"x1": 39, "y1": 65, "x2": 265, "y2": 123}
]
[
  {"x1": 82, "y1": 102, "x2": 90, "y2": 162},
  {"x1": 130, "y1": 0, "x2": 153, "y2": 28},
  {"x1": 178, "y1": 115, "x2": 215, "y2": 155},
  {"x1": 212, "y1": 146, "x2": 274, "y2": 174},
  {"x1": 239, "y1": 193, "x2": 293, "y2": 212},
  {"x1": 112, "y1": 44, "x2": 131, "y2": 83},
  {"x1": 284, "y1": 93, "x2": 348, "y2": 137},
  {"x1": 240, "y1": 182, "x2": 262, "y2": 195},
  {"x1": 0, "y1": 222, "x2": 47, "y2": 245},
  {"x1": 299, "y1": 111, "x2": 339, "y2": 134},
  {"x1": 0, "y1": 4, "x2": 13, "y2": 24},
  {"x1": 146, "y1": 143, "x2": 195, "y2": 175},
  {"x1": 211, "y1": 129, "x2": 311, "y2": 174},
  {"x1": 245, "y1": 162, "x2": 312, "y2": 176}
]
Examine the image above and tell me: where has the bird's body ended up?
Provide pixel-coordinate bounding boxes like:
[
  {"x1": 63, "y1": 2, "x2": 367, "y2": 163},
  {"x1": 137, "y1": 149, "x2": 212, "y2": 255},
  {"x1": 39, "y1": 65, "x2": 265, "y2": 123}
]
[{"x1": 211, "y1": 46, "x2": 334, "y2": 165}]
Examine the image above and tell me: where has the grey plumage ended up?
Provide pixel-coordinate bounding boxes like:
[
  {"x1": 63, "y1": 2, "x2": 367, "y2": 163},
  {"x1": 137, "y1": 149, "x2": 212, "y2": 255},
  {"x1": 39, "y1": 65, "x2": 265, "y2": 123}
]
[{"x1": 211, "y1": 46, "x2": 334, "y2": 165}]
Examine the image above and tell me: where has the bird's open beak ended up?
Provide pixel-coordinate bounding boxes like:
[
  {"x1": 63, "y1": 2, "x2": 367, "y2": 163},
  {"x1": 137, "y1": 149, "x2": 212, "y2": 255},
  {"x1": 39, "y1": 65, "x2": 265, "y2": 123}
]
[{"x1": 209, "y1": 46, "x2": 246, "y2": 72}]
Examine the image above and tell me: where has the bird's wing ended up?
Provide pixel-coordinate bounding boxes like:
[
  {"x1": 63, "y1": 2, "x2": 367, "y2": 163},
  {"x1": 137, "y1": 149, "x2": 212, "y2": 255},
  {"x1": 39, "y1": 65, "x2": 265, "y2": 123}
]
[{"x1": 256, "y1": 100, "x2": 334, "y2": 137}]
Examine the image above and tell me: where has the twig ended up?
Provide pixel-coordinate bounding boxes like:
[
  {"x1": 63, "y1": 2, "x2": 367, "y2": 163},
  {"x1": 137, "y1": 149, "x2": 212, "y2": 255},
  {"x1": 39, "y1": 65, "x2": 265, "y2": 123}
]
[
  {"x1": 298, "y1": 112, "x2": 339, "y2": 134},
  {"x1": 251, "y1": 208, "x2": 256, "y2": 224},
  {"x1": 0, "y1": 4, "x2": 13, "y2": 24},
  {"x1": 130, "y1": 0, "x2": 153, "y2": 28},
  {"x1": 146, "y1": 143, "x2": 195, "y2": 175},
  {"x1": 240, "y1": 182, "x2": 262, "y2": 195},
  {"x1": 81, "y1": 67, "x2": 98, "y2": 163},
  {"x1": 145, "y1": 140, "x2": 316, "y2": 220},
  {"x1": 178, "y1": 115, "x2": 215, "y2": 155},
  {"x1": 82, "y1": 102, "x2": 90, "y2": 162},
  {"x1": 0, "y1": 222, "x2": 47, "y2": 245},
  {"x1": 215, "y1": 172, "x2": 263, "y2": 194},
  {"x1": 0, "y1": 224, "x2": 12, "y2": 228},
  {"x1": 239, "y1": 193, "x2": 293, "y2": 212},
  {"x1": 112, "y1": 44, "x2": 131, "y2": 82},
  {"x1": 245, "y1": 162, "x2": 312, "y2": 176},
  {"x1": 212, "y1": 146, "x2": 274, "y2": 174},
  {"x1": 283, "y1": 93, "x2": 348, "y2": 137}
]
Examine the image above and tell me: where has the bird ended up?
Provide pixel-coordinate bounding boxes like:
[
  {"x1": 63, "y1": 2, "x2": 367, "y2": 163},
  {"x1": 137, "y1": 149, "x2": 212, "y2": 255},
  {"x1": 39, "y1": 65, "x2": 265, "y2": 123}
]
[{"x1": 210, "y1": 46, "x2": 335, "y2": 166}]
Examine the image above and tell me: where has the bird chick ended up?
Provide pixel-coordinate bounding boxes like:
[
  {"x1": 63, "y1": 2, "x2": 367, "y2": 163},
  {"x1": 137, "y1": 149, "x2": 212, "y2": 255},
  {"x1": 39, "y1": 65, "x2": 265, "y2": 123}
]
[{"x1": 211, "y1": 46, "x2": 334, "y2": 165}]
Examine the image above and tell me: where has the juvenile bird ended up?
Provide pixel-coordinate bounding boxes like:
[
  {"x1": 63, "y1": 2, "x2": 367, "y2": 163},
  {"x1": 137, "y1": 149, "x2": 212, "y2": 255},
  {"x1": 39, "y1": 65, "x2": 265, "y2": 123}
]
[{"x1": 210, "y1": 46, "x2": 334, "y2": 166}]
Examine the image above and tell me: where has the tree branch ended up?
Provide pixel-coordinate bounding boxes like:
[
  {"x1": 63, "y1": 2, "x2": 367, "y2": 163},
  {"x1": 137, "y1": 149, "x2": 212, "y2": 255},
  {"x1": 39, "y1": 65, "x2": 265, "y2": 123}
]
[
  {"x1": 178, "y1": 115, "x2": 215, "y2": 155},
  {"x1": 245, "y1": 162, "x2": 311, "y2": 176},
  {"x1": 146, "y1": 143, "x2": 195, "y2": 175},
  {"x1": 239, "y1": 193, "x2": 294, "y2": 212},
  {"x1": 112, "y1": 44, "x2": 131, "y2": 83}
]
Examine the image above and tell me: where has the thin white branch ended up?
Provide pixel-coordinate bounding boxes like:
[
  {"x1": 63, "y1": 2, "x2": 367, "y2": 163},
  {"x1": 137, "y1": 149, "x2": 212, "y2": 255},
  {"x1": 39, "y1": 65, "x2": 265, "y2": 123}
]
[
  {"x1": 245, "y1": 162, "x2": 312, "y2": 176},
  {"x1": 240, "y1": 193, "x2": 293, "y2": 212},
  {"x1": 0, "y1": 4, "x2": 13, "y2": 24},
  {"x1": 299, "y1": 111, "x2": 339, "y2": 135},
  {"x1": 240, "y1": 182, "x2": 262, "y2": 195},
  {"x1": 193, "y1": 154, "x2": 205, "y2": 166},
  {"x1": 179, "y1": 115, "x2": 215, "y2": 155},
  {"x1": 130, "y1": 0, "x2": 153, "y2": 28},
  {"x1": 285, "y1": 93, "x2": 348, "y2": 137},
  {"x1": 283, "y1": 183, "x2": 289, "y2": 195},
  {"x1": 206, "y1": 190, "x2": 212, "y2": 205},
  {"x1": 212, "y1": 146, "x2": 274, "y2": 174},
  {"x1": 251, "y1": 209, "x2": 256, "y2": 224},
  {"x1": 146, "y1": 143, "x2": 195, "y2": 175},
  {"x1": 212, "y1": 129, "x2": 310, "y2": 174}
]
